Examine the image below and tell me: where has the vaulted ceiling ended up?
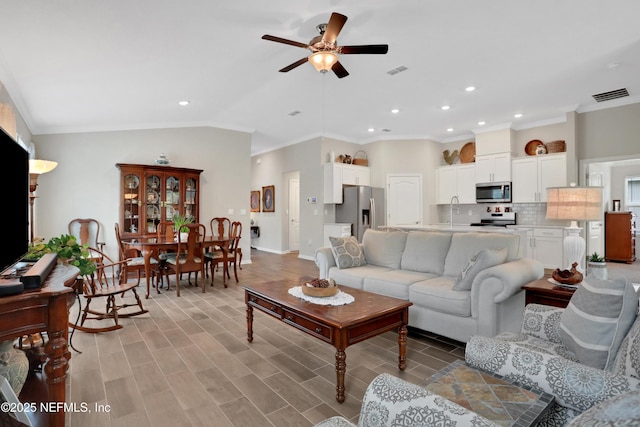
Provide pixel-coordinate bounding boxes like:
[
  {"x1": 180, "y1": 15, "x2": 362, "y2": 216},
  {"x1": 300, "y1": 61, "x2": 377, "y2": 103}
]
[{"x1": 0, "y1": 1, "x2": 638, "y2": 155}]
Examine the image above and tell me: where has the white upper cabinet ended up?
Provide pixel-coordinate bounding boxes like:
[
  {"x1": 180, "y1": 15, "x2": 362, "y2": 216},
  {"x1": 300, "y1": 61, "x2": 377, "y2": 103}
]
[
  {"x1": 475, "y1": 153, "x2": 511, "y2": 183},
  {"x1": 324, "y1": 163, "x2": 371, "y2": 203},
  {"x1": 512, "y1": 153, "x2": 567, "y2": 203},
  {"x1": 437, "y1": 164, "x2": 476, "y2": 204}
]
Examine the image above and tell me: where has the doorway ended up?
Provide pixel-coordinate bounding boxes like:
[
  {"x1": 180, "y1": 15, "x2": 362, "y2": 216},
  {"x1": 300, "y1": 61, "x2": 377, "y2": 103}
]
[
  {"x1": 288, "y1": 176, "x2": 300, "y2": 252},
  {"x1": 387, "y1": 174, "x2": 422, "y2": 226}
]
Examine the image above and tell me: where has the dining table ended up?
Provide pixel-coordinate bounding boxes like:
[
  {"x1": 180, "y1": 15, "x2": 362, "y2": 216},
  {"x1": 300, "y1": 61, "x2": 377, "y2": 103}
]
[{"x1": 122, "y1": 235, "x2": 231, "y2": 298}]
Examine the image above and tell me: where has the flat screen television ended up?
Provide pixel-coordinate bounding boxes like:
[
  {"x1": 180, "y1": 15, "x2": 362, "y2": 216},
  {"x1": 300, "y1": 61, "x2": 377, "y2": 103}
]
[{"x1": 0, "y1": 128, "x2": 28, "y2": 270}]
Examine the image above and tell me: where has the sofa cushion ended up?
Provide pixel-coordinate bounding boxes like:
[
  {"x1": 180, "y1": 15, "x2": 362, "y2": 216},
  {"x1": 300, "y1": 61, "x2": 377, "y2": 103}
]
[
  {"x1": 453, "y1": 247, "x2": 508, "y2": 291},
  {"x1": 443, "y1": 232, "x2": 519, "y2": 277},
  {"x1": 400, "y1": 231, "x2": 452, "y2": 275},
  {"x1": 409, "y1": 277, "x2": 471, "y2": 317},
  {"x1": 611, "y1": 313, "x2": 640, "y2": 379},
  {"x1": 566, "y1": 389, "x2": 640, "y2": 426},
  {"x1": 329, "y1": 265, "x2": 392, "y2": 290},
  {"x1": 362, "y1": 229, "x2": 408, "y2": 269},
  {"x1": 329, "y1": 235, "x2": 366, "y2": 269},
  {"x1": 363, "y1": 270, "x2": 436, "y2": 300},
  {"x1": 559, "y1": 277, "x2": 638, "y2": 370}
]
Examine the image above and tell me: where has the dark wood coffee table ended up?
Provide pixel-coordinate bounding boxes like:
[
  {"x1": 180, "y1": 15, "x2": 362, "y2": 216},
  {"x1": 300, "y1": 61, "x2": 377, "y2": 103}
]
[{"x1": 244, "y1": 280, "x2": 412, "y2": 403}]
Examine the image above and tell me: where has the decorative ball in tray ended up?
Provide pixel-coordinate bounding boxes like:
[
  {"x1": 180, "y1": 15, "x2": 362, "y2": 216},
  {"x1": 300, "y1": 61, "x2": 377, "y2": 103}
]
[{"x1": 301, "y1": 278, "x2": 339, "y2": 297}]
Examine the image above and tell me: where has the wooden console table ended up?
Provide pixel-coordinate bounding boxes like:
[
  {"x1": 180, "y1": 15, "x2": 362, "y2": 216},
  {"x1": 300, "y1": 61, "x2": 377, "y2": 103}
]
[{"x1": 0, "y1": 263, "x2": 79, "y2": 427}]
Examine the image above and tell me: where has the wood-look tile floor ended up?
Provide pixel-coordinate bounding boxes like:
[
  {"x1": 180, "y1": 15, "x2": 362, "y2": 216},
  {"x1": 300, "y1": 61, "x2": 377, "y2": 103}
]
[{"x1": 65, "y1": 250, "x2": 465, "y2": 427}]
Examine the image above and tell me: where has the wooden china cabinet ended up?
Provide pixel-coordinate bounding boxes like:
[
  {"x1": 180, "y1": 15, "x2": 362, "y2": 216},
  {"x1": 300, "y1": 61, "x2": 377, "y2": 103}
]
[{"x1": 116, "y1": 163, "x2": 203, "y2": 238}]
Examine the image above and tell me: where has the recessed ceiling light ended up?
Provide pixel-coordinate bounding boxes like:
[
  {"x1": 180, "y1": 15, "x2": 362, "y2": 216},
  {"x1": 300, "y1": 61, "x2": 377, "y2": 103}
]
[
  {"x1": 368, "y1": 128, "x2": 375, "y2": 132},
  {"x1": 441, "y1": 105, "x2": 450, "y2": 111},
  {"x1": 478, "y1": 121, "x2": 486, "y2": 126},
  {"x1": 514, "y1": 113, "x2": 523, "y2": 118},
  {"x1": 178, "y1": 100, "x2": 190, "y2": 106},
  {"x1": 465, "y1": 86, "x2": 476, "y2": 92},
  {"x1": 447, "y1": 128, "x2": 454, "y2": 132},
  {"x1": 391, "y1": 108, "x2": 400, "y2": 114}
]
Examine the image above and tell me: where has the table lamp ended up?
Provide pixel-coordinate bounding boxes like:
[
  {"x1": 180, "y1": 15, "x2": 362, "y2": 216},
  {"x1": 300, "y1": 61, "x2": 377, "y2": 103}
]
[
  {"x1": 546, "y1": 184, "x2": 603, "y2": 272},
  {"x1": 29, "y1": 159, "x2": 58, "y2": 242}
]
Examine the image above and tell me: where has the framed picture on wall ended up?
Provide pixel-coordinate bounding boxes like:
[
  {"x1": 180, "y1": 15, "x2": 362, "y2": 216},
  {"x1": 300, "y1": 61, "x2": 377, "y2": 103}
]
[
  {"x1": 262, "y1": 185, "x2": 275, "y2": 212},
  {"x1": 250, "y1": 191, "x2": 260, "y2": 212}
]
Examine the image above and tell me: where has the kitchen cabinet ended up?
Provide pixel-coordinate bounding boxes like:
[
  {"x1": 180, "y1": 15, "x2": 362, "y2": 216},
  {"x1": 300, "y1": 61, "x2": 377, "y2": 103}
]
[
  {"x1": 475, "y1": 153, "x2": 511, "y2": 183},
  {"x1": 324, "y1": 163, "x2": 370, "y2": 203},
  {"x1": 512, "y1": 153, "x2": 567, "y2": 203},
  {"x1": 436, "y1": 164, "x2": 476, "y2": 204},
  {"x1": 516, "y1": 227, "x2": 565, "y2": 269},
  {"x1": 605, "y1": 212, "x2": 636, "y2": 263},
  {"x1": 117, "y1": 163, "x2": 203, "y2": 238}
]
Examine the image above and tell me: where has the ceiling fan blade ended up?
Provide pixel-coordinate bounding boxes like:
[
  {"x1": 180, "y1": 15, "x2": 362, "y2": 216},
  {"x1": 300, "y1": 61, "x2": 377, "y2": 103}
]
[
  {"x1": 262, "y1": 34, "x2": 310, "y2": 50},
  {"x1": 339, "y1": 44, "x2": 389, "y2": 55},
  {"x1": 323, "y1": 12, "x2": 348, "y2": 45},
  {"x1": 332, "y1": 61, "x2": 349, "y2": 79},
  {"x1": 279, "y1": 57, "x2": 309, "y2": 73}
]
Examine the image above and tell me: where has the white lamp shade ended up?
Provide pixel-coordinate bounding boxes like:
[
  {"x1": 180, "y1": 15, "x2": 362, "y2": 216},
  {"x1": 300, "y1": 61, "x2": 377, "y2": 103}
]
[{"x1": 546, "y1": 186, "x2": 603, "y2": 221}]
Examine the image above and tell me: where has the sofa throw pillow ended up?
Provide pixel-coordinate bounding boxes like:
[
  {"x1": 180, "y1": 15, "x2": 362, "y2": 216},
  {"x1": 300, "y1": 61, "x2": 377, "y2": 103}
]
[
  {"x1": 559, "y1": 277, "x2": 638, "y2": 370},
  {"x1": 452, "y1": 248, "x2": 508, "y2": 291},
  {"x1": 329, "y1": 236, "x2": 366, "y2": 269}
]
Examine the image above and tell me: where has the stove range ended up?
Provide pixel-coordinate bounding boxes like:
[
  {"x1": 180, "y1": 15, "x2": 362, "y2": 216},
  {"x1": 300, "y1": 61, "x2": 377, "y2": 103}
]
[{"x1": 470, "y1": 212, "x2": 516, "y2": 228}]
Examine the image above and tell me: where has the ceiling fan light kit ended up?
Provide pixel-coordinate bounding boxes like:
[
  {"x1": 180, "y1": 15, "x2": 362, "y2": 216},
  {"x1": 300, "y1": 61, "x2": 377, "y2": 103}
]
[
  {"x1": 310, "y1": 51, "x2": 338, "y2": 72},
  {"x1": 262, "y1": 12, "x2": 388, "y2": 78}
]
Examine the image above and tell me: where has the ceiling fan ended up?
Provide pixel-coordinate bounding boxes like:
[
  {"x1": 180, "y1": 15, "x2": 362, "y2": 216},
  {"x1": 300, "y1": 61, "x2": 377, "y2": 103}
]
[{"x1": 262, "y1": 12, "x2": 389, "y2": 78}]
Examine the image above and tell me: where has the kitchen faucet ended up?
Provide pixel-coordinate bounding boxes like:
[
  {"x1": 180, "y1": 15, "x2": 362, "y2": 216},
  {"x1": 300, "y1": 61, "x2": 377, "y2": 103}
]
[{"x1": 450, "y1": 195, "x2": 459, "y2": 228}]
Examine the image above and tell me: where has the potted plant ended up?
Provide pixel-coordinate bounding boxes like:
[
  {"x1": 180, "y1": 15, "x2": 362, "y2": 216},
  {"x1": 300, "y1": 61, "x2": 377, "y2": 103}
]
[
  {"x1": 171, "y1": 213, "x2": 193, "y2": 241},
  {"x1": 587, "y1": 252, "x2": 607, "y2": 280},
  {"x1": 25, "y1": 234, "x2": 97, "y2": 276}
]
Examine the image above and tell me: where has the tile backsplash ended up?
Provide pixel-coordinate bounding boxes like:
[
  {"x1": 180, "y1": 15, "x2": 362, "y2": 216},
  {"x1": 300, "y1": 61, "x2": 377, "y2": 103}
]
[{"x1": 437, "y1": 203, "x2": 569, "y2": 227}]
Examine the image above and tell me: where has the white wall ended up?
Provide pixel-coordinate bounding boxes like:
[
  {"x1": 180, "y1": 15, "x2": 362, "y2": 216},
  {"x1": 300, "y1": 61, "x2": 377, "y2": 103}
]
[{"x1": 32, "y1": 126, "x2": 252, "y2": 262}]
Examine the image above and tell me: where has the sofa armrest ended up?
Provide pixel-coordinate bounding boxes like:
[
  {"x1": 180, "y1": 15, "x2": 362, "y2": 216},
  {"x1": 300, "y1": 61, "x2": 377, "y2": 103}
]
[
  {"x1": 520, "y1": 303, "x2": 564, "y2": 344},
  {"x1": 466, "y1": 335, "x2": 640, "y2": 413},
  {"x1": 314, "y1": 247, "x2": 336, "y2": 279},
  {"x1": 471, "y1": 258, "x2": 544, "y2": 304},
  {"x1": 347, "y1": 373, "x2": 499, "y2": 427}
]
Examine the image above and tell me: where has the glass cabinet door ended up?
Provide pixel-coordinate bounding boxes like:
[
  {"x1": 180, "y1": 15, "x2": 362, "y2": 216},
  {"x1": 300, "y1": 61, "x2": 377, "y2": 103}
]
[
  {"x1": 185, "y1": 176, "x2": 198, "y2": 222},
  {"x1": 164, "y1": 174, "x2": 180, "y2": 222},
  {"x1": 145, "y1": 173, "x2": 162, "y2": 234},
  {"x1": 123, "y1": 173, "x2": 142, "y2": 235}
]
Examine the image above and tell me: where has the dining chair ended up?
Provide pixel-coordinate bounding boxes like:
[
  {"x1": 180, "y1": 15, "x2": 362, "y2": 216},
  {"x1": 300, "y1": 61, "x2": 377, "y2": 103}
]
[
  {"x1": 75, "y1": 247, "x2": 148, "y2": 333},
  {"x1": 68, "y1": 218, "x2": 105, "y2": 252},
  {"x1": 205, "y1": 217, "x2": 231, "y2": 278},
  {"x1": 165, "y1": 223, "x2": 207, "y2": 296},
  {"x1": 155, "y1": 221, "x2": 175, "y2": 287},
  {"x1": 204, "y1": 221, "x2": 242, "y2": 285},
  {"x1": 114, "y1": 223, "x2": 159, "y2": 288}
]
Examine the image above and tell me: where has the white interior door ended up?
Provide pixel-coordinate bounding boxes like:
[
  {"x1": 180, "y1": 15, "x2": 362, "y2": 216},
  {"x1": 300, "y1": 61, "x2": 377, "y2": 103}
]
[
  {"x1": 288, "y1": 178, "x2": 300, "y2": 251},
  {"x1": 587, "y1": 170, "x2": 604, "y2": 257},
  {"x1": 387, "y1": 174, "x2": 422, "y2": 226}
]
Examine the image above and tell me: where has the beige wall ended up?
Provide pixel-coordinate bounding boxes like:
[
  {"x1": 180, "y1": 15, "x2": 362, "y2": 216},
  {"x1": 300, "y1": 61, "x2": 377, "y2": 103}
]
[
  {"x1": 577, "y1": 103, "x2": 640, "y2": 161},
  {"x1": 33, "y1": 126, "x2": 252, "y2": 262}
]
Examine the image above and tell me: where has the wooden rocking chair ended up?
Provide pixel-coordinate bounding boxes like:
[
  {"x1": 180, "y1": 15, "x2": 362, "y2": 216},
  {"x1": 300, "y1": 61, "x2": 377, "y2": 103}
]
[{"x1": 76, "y1": 247, "x2": 148, "y2": 333}]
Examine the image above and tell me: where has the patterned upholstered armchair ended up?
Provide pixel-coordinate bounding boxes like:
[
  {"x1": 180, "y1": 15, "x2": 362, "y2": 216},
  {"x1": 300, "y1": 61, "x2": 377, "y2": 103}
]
[
  {"x1": 466, "y1": 300, "x2": 640, "y2": 426},
  {"x1": 313, "y1": 373, "x2": 498, "y2": 427}
]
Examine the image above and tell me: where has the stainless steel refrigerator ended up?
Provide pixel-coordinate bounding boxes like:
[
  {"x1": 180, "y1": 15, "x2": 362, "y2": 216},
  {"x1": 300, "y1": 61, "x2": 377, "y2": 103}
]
[{"x1": 335, "y1": 186, "x2": 385, "y2": 242}]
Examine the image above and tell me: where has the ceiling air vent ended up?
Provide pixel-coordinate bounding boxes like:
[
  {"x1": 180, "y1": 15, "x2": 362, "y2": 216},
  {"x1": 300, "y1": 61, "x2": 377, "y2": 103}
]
[
  {"x1": 381, "y1": 128, "x2": 392, "y2": 132},
  {"x1": 592, "y1": 88, "x2": 629, "y2": 102},
  {"x1": 387, "y1": 66, "x2": 408, "y2": 76},
  {"x1": 288, "y1": 110, "x2": 301, "y2": 116}
]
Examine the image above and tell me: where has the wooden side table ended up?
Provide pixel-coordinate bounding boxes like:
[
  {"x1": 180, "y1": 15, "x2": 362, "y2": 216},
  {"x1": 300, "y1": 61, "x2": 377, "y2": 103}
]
[{"x1": 522, "y1": 277, "x2": 576, "y2": 308}]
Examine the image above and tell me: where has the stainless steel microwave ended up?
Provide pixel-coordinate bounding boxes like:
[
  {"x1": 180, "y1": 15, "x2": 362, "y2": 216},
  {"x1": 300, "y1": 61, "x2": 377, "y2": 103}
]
[{"x1": 476, "y1": 181, "x2": 512, "y2": 203}]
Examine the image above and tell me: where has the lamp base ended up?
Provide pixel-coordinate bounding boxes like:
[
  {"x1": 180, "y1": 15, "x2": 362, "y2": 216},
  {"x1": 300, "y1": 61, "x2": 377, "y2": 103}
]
[{"x1": 564, "y1": 221, "x2": 585, "y2": 273}]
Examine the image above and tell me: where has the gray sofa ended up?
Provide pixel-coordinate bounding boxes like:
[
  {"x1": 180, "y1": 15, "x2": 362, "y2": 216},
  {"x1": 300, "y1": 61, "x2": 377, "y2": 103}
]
[{"x1": 314, "y1": 229, "x2": 543, "y2": 342}]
